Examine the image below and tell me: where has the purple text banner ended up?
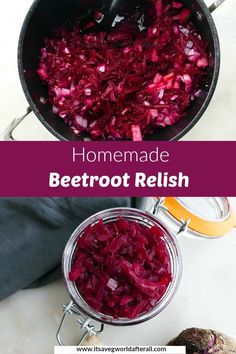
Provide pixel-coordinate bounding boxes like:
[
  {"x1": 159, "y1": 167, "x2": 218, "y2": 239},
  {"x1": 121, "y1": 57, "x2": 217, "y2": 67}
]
[{"x1": 0, "y1": 141, "x2": 235, "y2": 197}]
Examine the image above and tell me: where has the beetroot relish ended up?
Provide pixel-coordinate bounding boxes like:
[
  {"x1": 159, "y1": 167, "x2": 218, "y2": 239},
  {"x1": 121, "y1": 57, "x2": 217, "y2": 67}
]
[
  {"x1": 37, "y1": 0, "x2": 208, "y2": 141},
  {"x1": 69, "y1": 217, "x2": 172, "y2": 319}
]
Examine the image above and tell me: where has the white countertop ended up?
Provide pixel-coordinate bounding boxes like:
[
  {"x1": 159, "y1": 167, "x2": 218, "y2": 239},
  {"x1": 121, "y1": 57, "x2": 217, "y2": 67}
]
[
  {"x1": 0, "y1": 0, "x2": 236, "y2": 140},
  {"x1": 1, "y1": 197, "x2": 236, "y2": 353}
]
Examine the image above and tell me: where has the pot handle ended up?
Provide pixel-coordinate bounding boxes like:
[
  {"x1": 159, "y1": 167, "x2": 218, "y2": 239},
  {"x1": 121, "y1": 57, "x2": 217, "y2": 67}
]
[
  {"x1": 209, "y1": 0, "x2": 226, "y2": 13},
  {"x1": 4, "y1": 107, "x2": 32, "y2": 141},
  {"x1": 56, "y1": 301, "x2": 104, "y2": 346}
]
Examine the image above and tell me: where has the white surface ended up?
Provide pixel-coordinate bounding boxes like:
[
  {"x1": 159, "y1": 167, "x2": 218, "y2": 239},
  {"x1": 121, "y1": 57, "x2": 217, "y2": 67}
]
[
  {"x1": 0, "y1": 0, "x2": 236, "y2": 140},
  {"x1": 1, "y1": 197, "x2": 236, "y2": 354}
]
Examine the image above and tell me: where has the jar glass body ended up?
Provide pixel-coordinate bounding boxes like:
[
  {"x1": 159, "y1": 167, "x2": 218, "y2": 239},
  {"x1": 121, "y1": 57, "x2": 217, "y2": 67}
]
[{"x1": 62, "y1": 207, "x2": 182, "y2": 326}]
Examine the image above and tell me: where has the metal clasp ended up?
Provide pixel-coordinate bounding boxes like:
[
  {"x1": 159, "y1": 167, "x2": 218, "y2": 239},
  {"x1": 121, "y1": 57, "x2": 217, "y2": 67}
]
[
  {"x1": 56, "y1": 301, "x2": 104, "y2": 346},
  {"x1": 177, "y1": 219, "x2": 190, "y2": 236},
  {"x1": 152, "y1": 198, "x2": 168, "y2": 216},
  {"x1": 151, "y1": 198, "x2": 190, "y2": 237}
]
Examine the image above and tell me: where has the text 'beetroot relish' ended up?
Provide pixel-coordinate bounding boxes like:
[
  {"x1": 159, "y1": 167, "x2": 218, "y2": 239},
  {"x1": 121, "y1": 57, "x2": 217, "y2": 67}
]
[
  {"x1": 37, "y1": 0, "x2": 209, "y2": 141},
  {"x1": 69, "y1": 217, "x2": 172, "y2": 319}
]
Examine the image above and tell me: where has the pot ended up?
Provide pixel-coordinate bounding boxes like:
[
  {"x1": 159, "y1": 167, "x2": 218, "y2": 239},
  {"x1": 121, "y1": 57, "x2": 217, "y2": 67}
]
[
  {"x1": 4, "y1": 0, "x2": 225, "y2": 141},
  {"x1": 56, "y1": 197, "x2": 236, "y2": 346}
]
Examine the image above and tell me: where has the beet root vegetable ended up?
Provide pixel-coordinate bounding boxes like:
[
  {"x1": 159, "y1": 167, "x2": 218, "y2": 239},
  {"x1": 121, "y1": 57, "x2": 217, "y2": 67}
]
[{"x1": 168, "y1": 328, "x2": 236, "y2": 353}]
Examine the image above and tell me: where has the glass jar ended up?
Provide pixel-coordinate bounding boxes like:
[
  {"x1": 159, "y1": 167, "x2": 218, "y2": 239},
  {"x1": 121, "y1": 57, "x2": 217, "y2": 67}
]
[
  {"x1": 57, "y1": 207, "x2": 182, "y2": 345},
  {"x1": 57, "y1": 198, "x2": 236, "y2": 346}
]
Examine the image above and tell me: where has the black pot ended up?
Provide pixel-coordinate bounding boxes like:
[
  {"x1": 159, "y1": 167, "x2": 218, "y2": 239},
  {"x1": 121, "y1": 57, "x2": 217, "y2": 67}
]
[{"x1": 5, "y1": 0, "x2": 225, "y2": 141}]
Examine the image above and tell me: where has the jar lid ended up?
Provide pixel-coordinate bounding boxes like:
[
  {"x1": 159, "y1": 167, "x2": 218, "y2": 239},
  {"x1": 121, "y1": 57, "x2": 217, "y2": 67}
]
[{"x1": 152, "y1": 197, "x2": 236, "y2": 238}]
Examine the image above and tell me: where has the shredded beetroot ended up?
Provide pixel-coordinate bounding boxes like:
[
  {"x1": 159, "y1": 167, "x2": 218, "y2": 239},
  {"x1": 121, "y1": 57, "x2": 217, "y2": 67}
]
[
  {"x1": 69, "y1": 217, "x2": 172, "y2": 319},
  {"x1": 37, "y1": 0, "x2": 208, "y2": 140}
]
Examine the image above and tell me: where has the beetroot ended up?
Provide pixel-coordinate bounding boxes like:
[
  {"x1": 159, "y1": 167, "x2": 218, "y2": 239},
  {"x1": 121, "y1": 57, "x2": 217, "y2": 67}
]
[
  {"x1": 37, "y1": 0, "x2": 209, "y2": 141},
  {"x1": 69, "y1": 217, "x2": 172, "y2": 319},
  {"x1": 168, "y1": 328, "x2": 236, "y2": 353}
]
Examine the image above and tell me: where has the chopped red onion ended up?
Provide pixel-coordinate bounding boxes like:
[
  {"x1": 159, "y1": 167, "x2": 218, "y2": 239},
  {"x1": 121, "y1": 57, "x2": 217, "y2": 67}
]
[
  {"x1": 131, "y1": 125, "x2": 143, "y2": 141},
  {"x1": 107, "y1": 278, "x2": 118, "y2": 291}
]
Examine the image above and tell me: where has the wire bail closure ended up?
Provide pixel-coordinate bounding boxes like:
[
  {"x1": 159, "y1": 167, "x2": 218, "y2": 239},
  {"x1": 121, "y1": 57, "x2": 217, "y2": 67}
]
[
  {"x1": 152, "y1": 198, "x2": 189, "y2": 236},
  {"x1": 56, "y1": 301, "x2": 104, "y2": 346},
  {"x1": 152, "y1": 198, "x2": 168, "y2": 215}
]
